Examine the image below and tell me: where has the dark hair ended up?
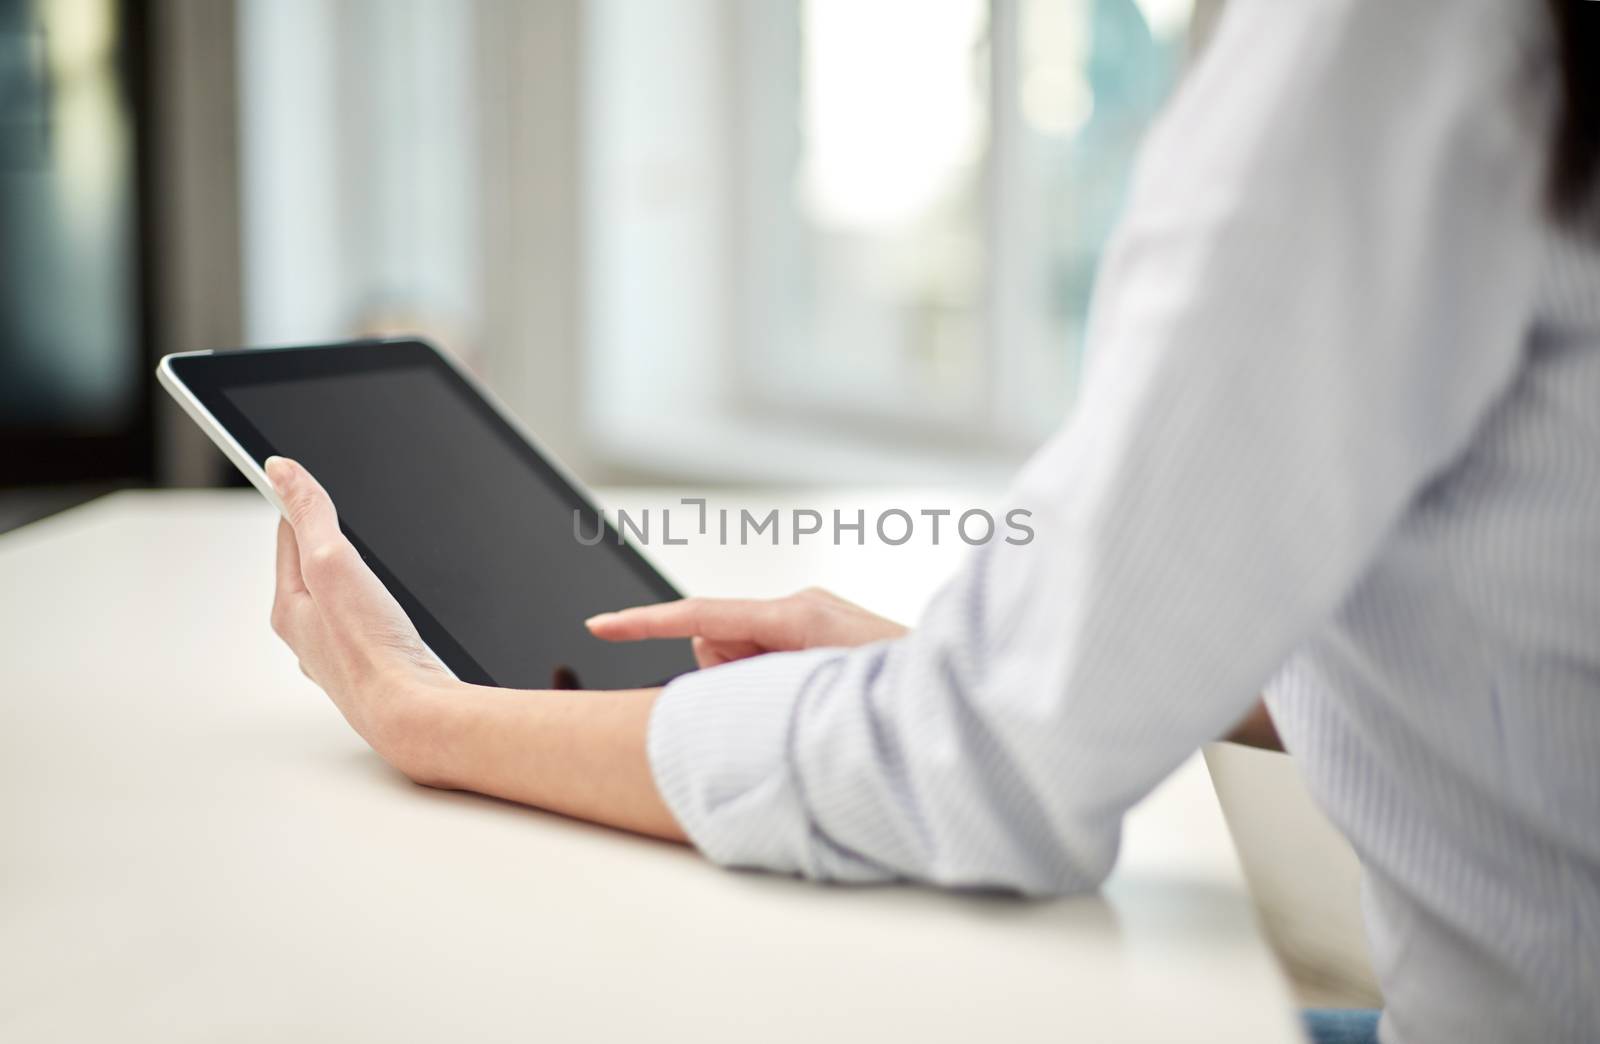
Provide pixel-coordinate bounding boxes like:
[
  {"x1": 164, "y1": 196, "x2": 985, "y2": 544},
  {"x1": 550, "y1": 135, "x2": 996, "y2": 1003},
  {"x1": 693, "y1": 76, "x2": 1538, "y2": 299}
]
[{"x1": 1546, "y1": 0, "x2": 1600, "y2": 220}]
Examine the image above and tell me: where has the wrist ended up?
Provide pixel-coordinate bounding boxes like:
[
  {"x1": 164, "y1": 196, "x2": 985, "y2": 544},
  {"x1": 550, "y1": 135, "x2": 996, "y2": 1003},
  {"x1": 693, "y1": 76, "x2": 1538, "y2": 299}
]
[{"x1": 364, "y1": 670, "x2": 474, "y2": 787}]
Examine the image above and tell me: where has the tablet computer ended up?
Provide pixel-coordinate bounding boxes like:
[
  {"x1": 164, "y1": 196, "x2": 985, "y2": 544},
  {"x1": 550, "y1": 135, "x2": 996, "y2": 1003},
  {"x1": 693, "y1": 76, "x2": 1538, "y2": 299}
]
[{"x1": 158, "y1": 337, "x2": 696, "y2": 691}]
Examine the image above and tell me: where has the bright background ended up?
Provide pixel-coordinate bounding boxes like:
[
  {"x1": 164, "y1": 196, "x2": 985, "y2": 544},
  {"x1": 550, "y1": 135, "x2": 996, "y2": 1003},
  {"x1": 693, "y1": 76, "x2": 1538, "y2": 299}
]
[{"x1": 0, "y1": 0, "x2": 1217, "y2": 514}]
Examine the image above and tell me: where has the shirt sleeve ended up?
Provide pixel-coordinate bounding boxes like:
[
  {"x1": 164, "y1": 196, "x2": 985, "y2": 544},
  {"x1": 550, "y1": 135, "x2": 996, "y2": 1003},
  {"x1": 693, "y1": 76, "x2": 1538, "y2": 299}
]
[{"x1": 647, "y1": 0, "x2": 1554, "y2": 894}]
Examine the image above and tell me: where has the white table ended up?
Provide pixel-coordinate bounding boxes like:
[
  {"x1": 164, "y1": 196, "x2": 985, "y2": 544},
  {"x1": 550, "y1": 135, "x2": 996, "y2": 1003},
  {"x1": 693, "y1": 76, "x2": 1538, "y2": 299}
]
[{"x1": 0, "y1": 491, "x2": 1300, "y2": 1042}]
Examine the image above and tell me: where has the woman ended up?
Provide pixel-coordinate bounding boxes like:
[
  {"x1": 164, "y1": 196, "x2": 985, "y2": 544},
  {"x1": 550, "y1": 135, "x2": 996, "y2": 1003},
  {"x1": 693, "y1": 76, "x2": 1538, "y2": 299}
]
[{"x1": 261, "y1": 1, "x2": 1598, "y2": 1041}]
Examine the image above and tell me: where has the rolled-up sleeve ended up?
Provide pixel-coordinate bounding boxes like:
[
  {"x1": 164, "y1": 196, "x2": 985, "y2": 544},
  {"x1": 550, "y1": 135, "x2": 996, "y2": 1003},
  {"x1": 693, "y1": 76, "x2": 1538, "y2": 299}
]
[
  {"x1": 648, "y1": 0, "x2": 1550, "y2": 894},
  {"x1": 649, "y1": 648, "x2": 893, "y2": 882}
]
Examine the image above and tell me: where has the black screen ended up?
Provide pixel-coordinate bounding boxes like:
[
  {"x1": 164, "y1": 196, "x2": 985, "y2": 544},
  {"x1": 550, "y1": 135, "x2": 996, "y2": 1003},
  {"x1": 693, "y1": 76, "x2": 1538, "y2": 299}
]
[{"x1": 176, "y1": 341, "x2": 694, "y2": 690}]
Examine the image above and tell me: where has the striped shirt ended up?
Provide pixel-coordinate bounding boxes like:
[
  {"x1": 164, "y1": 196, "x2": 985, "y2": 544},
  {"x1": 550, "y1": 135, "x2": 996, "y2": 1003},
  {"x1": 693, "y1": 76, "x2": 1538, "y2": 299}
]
[{"x1": 647, "y1": 1, "x2": 1600, "y2": 1040}]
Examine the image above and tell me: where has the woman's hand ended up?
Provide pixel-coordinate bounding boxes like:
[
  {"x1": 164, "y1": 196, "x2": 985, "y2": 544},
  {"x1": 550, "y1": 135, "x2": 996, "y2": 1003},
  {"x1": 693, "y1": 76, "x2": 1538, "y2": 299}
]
[
  {"x1": 586, "y1": 587, "x2": 907, "y2": 668},
  {"x1": 266, "y1": 456, "x2": 456, "y2": 780},
  {"x1": 263, "y1": 456, "x2": 684, "y2": 839}
]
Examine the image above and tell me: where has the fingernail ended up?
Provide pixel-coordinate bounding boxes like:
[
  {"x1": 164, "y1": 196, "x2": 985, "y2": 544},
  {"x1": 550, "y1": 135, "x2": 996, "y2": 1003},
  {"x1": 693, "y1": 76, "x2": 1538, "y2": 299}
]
[
  {"x1": 584, "y1": 612, "x2": 616, "y2": 628},
  {"x1": 264, "y1": 456, "x2": 294, "y2": 494}
]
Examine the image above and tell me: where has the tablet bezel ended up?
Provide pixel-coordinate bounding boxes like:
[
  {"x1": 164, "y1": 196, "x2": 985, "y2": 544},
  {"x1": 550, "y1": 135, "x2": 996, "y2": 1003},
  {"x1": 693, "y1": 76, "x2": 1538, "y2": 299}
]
[{"x1": 158, "y1": 337, "x2": 687, "y2": 687}]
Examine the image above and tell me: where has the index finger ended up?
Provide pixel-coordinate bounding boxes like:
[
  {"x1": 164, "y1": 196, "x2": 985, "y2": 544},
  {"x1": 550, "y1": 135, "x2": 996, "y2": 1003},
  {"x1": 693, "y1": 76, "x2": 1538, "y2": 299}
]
[{"x1": 585, "y1": 598, "x2": 782, "y2": 643}]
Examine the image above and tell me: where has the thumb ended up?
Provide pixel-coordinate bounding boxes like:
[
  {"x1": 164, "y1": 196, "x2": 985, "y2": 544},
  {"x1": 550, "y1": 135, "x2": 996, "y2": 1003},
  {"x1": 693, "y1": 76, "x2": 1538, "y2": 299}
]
[
  {"x1": 265, "y1": 457, "x2": 362, "y2": 601},
  {"x1": 266, "y1": 457, "x2": 340, "y2": 546}
]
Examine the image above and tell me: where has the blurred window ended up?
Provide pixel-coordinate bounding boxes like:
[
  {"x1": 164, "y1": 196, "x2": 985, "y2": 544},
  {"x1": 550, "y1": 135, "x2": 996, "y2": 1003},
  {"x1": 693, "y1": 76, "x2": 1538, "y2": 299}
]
[
  {"x1": 237, "y1": 0, "x2": 481, "y2": 359},
  {"x1": 587, "y1": 0, "x2": 1195, "y2": 476},
  {"x1": 238, "y1": 0, "x2": 1198, "y2": 484},
  {"x1": 742, "y1": 0, "x2": 992, "y2": 429},
  {"x1": 741, "y1": 0, "x2": 1190, "y2": 441}
]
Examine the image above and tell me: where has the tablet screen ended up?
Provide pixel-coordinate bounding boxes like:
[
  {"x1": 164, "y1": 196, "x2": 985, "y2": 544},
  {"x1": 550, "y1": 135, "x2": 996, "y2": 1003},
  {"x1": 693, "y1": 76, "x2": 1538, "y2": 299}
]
[{"x1": 173, "y1": 341, "x2": 695, "y2": 691}]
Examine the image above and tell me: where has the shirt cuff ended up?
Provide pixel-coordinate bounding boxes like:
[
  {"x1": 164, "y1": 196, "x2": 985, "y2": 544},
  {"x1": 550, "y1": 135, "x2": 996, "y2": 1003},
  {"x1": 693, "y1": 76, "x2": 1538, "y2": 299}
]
[{"x1": 647, "y1": 648, "x2": 885, "y2": 881}]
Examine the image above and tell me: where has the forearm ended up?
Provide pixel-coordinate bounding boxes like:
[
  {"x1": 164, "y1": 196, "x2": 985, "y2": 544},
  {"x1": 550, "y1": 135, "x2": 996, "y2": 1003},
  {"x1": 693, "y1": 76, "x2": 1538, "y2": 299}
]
[{"x1": 397, "y1": 679, "x2": 686, "y2": 843}]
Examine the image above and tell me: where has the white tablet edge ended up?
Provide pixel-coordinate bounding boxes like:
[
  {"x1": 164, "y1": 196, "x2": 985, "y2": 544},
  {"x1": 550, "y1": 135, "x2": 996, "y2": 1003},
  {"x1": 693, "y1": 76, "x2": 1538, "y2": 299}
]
[
  {"x1": 157, "y1": 350, "x2": 287, "y2": 516},
  {"x1": 155, "y1": 336, "x2": 691, "y2": 607}
]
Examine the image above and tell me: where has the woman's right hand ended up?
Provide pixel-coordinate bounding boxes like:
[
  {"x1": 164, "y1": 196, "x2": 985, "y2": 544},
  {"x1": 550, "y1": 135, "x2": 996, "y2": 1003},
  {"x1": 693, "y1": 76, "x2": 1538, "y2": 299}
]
[{"x1": 586, "y1": 587, "x2": 907, "y2": 669}]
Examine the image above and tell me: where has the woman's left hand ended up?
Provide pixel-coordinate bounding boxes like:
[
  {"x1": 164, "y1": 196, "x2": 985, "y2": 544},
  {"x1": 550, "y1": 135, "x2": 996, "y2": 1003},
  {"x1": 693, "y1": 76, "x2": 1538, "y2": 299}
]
[
  {"x1": 262, "y1": 455, "x2": 685, "y2": 840},
  {"x1": 266, "y1": 456, "x2": 456, "y2": 780}
]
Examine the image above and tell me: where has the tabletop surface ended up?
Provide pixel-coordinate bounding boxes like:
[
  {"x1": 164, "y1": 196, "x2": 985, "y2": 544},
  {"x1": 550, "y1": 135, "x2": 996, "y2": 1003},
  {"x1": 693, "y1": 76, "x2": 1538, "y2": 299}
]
[{"x1": 0, "y1": 490, "x2": 1299, "y2": 1042}]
